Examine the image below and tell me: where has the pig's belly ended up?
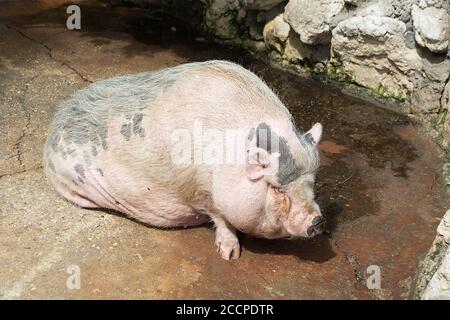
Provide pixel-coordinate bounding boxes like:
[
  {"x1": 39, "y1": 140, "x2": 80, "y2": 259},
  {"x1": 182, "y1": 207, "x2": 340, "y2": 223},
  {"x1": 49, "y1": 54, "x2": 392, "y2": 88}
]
[{"x1": 46, "y1": 153, "x2": 209, "y2": 228}]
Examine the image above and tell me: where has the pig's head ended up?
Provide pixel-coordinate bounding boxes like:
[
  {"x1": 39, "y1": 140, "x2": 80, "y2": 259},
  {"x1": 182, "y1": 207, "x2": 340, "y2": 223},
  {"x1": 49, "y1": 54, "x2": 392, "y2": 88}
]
[{"x1": 246, "y1": 122, "x2": 324, "y2": 239}]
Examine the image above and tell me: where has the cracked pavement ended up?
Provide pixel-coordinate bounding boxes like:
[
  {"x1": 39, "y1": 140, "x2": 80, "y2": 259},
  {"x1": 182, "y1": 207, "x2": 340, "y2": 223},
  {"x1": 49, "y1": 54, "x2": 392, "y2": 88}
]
[{"x1": 0, "y1": 0, "x2": 449, "y2": 299}]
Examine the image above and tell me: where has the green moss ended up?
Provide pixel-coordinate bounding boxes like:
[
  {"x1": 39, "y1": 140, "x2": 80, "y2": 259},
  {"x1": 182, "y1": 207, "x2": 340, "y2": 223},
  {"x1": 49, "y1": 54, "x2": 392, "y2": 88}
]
[
  {"x1": 436, "y1": 109, "x2": 448, "y2": 126},
  {"x1": 327, "y1": 59, "x2": 355, "y2": 83},
  {"x1": 370, "y1": 84, "x2": 410, "y2": 103},
  {"x1": 327, "y1": 52, "x2": 411, "y2": 103}
]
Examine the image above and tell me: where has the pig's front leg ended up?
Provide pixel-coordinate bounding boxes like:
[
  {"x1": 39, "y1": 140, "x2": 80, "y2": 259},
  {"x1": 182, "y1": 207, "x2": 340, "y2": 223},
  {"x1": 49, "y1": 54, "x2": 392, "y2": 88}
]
[{"x1": 212, "y1": 216, "x2": 241, "y2": 260}]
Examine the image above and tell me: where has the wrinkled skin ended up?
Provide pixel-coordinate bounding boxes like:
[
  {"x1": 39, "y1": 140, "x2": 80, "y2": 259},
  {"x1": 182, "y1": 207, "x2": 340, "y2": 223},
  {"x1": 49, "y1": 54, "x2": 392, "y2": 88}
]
[
  {"x1": 263, "y1": 174, "x2": 322, "y2": 239},
  {"x1": 43, "y1": 60, "x2": 324, "y2": 260}
]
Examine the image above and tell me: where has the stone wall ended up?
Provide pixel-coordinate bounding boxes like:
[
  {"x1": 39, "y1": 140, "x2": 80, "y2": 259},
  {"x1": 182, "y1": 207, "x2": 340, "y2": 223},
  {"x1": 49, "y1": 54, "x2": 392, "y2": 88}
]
[
  {"x1": 413, "y1": 210, "x2": 450, "y2": 299},
  {"x1": 163, "y1": 0, "x2": 450, "y2": 152}
]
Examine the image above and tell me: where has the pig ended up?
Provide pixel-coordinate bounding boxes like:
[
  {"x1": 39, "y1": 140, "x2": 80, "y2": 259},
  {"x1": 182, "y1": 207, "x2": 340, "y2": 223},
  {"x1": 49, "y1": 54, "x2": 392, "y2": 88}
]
[{"x1": 43, "y1": 60, "x2": 324, "y2": 260}]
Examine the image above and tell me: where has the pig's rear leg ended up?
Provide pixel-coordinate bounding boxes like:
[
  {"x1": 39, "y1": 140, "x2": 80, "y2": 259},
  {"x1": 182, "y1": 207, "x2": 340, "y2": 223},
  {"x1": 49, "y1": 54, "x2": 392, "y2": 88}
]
[{"x1": 212, "y1": 215, "x2": 241, "y2": 260}]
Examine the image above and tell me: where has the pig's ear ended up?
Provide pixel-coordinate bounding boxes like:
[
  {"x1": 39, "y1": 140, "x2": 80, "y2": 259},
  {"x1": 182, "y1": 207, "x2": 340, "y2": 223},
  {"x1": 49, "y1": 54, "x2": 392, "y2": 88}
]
[
  {"x1": 304, "y1": 123, "x2": 322, "y2": 146},
  {"x1": 246, "y1": 147, "x2": 280, "y2": 181}
]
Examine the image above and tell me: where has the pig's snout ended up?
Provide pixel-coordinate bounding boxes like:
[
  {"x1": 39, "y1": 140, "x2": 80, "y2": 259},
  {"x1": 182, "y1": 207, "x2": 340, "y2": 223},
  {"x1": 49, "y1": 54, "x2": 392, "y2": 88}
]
[{"x1": 307, "y1": 216, "x2": 326, "y2": 237}]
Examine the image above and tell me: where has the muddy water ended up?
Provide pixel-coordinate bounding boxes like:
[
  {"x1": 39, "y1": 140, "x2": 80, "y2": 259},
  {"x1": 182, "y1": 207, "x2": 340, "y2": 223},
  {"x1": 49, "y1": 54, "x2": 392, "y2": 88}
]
[{"x1": 2, "y1": 0, "x2": 449, "y2": 299}]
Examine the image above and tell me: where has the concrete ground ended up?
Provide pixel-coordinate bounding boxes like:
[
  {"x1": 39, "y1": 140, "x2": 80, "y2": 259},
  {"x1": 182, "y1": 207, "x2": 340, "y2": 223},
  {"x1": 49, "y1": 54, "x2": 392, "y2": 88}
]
[{"x1": 0, "y1": 0, "x2": 448, "y2": 299}]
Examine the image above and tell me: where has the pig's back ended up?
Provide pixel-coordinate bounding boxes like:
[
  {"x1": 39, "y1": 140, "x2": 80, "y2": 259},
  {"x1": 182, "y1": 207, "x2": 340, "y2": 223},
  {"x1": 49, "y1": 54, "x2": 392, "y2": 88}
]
[{"x1": 154, "y1": 60, "x2": 292, "y2": 129}]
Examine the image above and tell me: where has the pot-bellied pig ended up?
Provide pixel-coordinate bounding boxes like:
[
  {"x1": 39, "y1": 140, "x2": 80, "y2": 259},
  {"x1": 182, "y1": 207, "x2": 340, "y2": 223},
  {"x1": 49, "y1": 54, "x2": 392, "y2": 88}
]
[{"x1": 43, "y1": 60, "x2": 324, "y2": 260}]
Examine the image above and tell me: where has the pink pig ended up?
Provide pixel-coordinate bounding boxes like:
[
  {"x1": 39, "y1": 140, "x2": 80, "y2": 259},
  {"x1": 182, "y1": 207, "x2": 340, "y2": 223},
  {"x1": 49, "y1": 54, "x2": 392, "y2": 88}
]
[{"x1": 43, "y1": 60, "x2": 324, "y2": 260}]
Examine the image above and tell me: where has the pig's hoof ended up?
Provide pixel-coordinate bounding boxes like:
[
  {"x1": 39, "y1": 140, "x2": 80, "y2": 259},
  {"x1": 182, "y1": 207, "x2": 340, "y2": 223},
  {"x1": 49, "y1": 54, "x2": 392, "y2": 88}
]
[{"x1": 215, "y1": 237, "x2": 241, "y2": 260}]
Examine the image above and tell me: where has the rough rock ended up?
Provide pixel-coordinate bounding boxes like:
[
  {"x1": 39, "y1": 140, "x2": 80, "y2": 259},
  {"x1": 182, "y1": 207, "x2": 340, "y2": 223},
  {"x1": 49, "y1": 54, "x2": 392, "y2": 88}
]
[
  {"x1": 421, "y1": 210, "x2": 450, "y2": 299},
  {"x1": 331, "y1": 15, "x2": 450, "y2": 110},
  {"x1": 412, "y1": 4, "x2": 450, "y2": 53},
  {"x1": 284, "y1": 0, "x2": 346, "y2": 45},
  {"x1": 390, "y1": 0, "x2": 418, "y2": 22},
  {"x1": 355, "y1": 0, "x2": 395, "y2": 16},
  {"x1": 263, "y1": 14, "x2": 290, "y2": 53},
  {"x1": 204, "y1": 0, "x2": 243, "y2": 39},
  {"x1": 283, "y1": 31, "x2": 313, "y2": 62},
  {"x1": 421, "y1": 246, "x2": 450, "y2": 299},
  {"x1": 440, "y1": 80, "x2": 450, "y2": 151},
  {"x1": 330, "y1": 16, "x2": 418, "y2": 101},
  {"x1": 244, "y1": 0, "x2": 286, "y2": 11},
  {"x1": 411, "y1": 54, "x2": 450, "y2": 113},
  {"x1": 437, "y1": 209, "x2": 450, "y2": 244},
  {"x1": 417, "y1": 0, "x2": 446, "y2": 9},
  {"x1": 442, "y1": 80, "x2": 450, "y2": 112}
]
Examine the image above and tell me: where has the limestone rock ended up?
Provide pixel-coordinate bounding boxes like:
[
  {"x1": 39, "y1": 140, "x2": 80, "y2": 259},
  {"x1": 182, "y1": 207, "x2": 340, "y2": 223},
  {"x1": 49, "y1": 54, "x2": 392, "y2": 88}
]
[
  {"x1": 263, "y1": 14, "x2": 290, "y2": 53},
  {"x1": 390, "y1": 0, "x2": 418, "y2": 22},
  {"x1": 330, "y1": 14, "x2": 450, "y2": 110},
  {"x1": 412, "y1": 4, "x2": 450, "y2": 53},
  {"x1": 284, "y1": 0, "x2": 346, "y2": 45},
  {"x1": 418, "y1": 0, "x2": 446, "y2": 9},
  {"x1": 411, "y1": 54, "x2": 450, "y2": 113},
  {"x1": 437, "y1": 209, "x2": 450, "y2": 244},
  {"x1": 204, "y1": 0, "x2": 243, "y2": 39},
  {"x1": 442, "y1": 80, "x2": 450, "y2": 111},
  {"x1": 283, "y1": 31, "x2": 313, "y2": 62},
  {"x1": 441, "y1": 82, "x2": 450, "y2": 149},
  {"x1": 421, "y1": 246, "x2": 450, "y2": 299},
  {"x1": 330, "y1": 16, "x2": 418, "y2": 101},
  {"x1": 355, "y1": 0, "x2": 395, "y2": 17}
]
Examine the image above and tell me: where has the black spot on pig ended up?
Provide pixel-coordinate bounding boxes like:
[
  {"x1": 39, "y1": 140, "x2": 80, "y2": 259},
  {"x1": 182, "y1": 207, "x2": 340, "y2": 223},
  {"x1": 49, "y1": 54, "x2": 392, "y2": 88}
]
[
  {"x1": 59, "y1": 104, "x2": 109, "y2": 152},
  {"x1": 132, "y1": 113, "x2": 143, "y2": 135},
  {"x1": 83, "y1": 152, "x2": 91, "y2": 166},
  {"x1": 278, "y1": 136, "x2": 301, "y2": 185},
  {"x1": 248, "y1": 127, "x2": 255, "y2": 141},
  {"x1": 74, "y1": 164, "x2": 85, "y2": 179},
  {"x1": 99, "y1": 126, "x2": 108, "y2": 150},
  {"x1": 255, "y1": 123, "x2": 302, "y2": 186},
  {"x1": 121, "y1": 113, "x2": 145, "y2": 141},
  {"x1": 120, "y1": 123, "x2": 132, "y2": 141},
  {"x1": 62, "y1": 106, "x2": 91, "y2": 145},
  {"x1": 67, "y1": 148, "x2": 77, "y2": 157},
  {"x1": 97, "y1": 168, "x2": 104, "y2": 176},
  {"x1": 78, "y1": 177, "x2": 85, "y2": 184},
  {"x1": 91, "y1": 146, "x2": 98, "y2": 157},
  {"x1": 90, "y1": 129, "x2": 101, "y2": 145},
  {"x1": 138, "y1": 127, "x2": 145, "y2": 138},
  {"x1": 304, "y1": 133, "x2": 315, "y2": 145}
]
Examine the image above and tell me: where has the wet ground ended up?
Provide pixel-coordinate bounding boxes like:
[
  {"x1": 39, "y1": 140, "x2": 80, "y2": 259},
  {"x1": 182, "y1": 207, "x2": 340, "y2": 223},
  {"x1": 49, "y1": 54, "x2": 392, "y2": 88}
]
[{"x1": 0, "y1": 0, "x2": 448, "y2": 299}]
